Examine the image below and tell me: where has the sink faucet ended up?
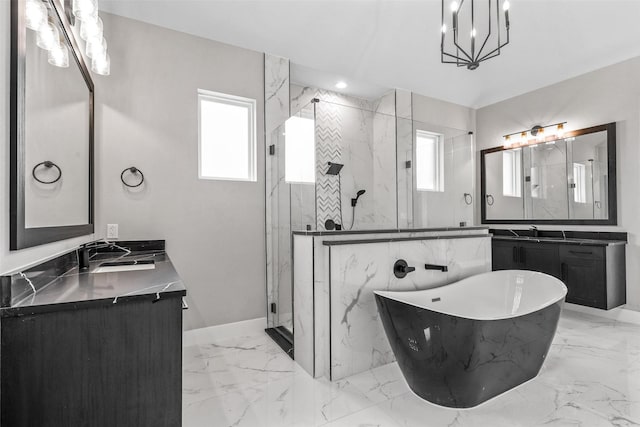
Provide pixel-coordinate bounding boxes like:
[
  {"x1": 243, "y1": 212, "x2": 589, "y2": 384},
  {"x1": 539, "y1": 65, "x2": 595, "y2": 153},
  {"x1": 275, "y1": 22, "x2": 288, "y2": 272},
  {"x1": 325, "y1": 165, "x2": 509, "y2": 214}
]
[
  {"x1": 530, "y1": 225, "x2": 539, "y2": 238},
  {"x1": 561, "y1": 230, "x2": 567, "y2": 240},
  {"x1": 508, "y1": 229, "x2": 520, "y2": 237}
]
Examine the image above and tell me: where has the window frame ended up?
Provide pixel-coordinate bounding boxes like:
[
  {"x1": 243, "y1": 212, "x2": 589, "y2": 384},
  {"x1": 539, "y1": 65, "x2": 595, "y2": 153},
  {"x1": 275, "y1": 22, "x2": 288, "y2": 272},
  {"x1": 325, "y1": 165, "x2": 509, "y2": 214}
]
[
  {"x1": 502, "y1": 149, "x2": 522, "y2": 198},
  {"x1": 197, "y1": 89, "x2": 257, "y2": 182},
  {"x1": 415, "y1": 130, "x2": 445, "y2": 193}
]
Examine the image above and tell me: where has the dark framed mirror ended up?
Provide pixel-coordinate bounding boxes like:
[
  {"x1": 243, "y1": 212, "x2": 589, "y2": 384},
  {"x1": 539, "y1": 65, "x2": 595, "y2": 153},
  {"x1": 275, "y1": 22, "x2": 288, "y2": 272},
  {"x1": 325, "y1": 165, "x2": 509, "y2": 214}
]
[
  {"x1": 481, "y1": 122, "x2": 616, "y2": 225},
  {"x1": 10, "y1": 0, "x2": 94, "y2": 250}
]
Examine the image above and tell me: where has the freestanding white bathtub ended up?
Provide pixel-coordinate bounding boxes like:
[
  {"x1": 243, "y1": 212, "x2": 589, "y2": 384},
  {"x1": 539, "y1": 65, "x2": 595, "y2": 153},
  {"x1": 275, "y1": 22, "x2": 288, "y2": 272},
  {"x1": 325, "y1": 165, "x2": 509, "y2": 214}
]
[{"x1": 375, "y1": 270, "x2": 567, "y2": 408}]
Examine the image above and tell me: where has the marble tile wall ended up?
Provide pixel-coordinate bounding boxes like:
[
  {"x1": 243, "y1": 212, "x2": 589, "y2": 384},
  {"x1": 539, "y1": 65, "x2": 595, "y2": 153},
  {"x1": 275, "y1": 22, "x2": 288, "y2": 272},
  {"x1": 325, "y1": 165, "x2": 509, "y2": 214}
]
[
  {"x1": 293, "y1": 229, "x2": 491, "y2": 379},
  {"x1": 293, "y1": 84, "x2": 398, "y2": 231},
  {"x1": 327, "y1": 235, "x2": 492, "y2": 380}
]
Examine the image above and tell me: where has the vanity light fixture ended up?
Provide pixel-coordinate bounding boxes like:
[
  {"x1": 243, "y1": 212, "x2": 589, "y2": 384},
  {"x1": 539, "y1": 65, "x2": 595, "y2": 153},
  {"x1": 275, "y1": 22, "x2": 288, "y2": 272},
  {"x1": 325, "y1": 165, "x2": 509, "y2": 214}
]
[
  {"x1": 441, "y1": 0, "x2": 511, "y2": 70},
  {"x1": 73, "y1": 0, "x2": 111, "y2": 75},
  {"x1": 335, "y1": 81, "x2": 348, "y2": 89},
  {"x1": 503, "y1": 122, "x2": 568, "y2": 148}
]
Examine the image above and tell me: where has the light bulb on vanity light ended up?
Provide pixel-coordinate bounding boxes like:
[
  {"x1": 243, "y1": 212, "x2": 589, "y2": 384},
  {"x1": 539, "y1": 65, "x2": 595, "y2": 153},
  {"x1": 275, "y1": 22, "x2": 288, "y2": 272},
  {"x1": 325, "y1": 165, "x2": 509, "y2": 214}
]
[
  {"x1": 36, "y1": 20, "x2": 60, "y2": 51},
  {"x1": 86, "y1": 36, "x2": 107, "y2": 59},
  {"x1": 91, "y1": 52, "x2": 110, "y2": 76},
  {"x1": 80, "y1": 16, "x2": 103, "y2": 41},
  {"x1": 73, "y1": 0, "x2": 98, "y2": 21},
  {"x1": 556, "y1": 123, "x2": 566, "y2": 138},
  {"x1": 26, "y1": 0, "x2": 47, "y2": 31},
  {"x1": 48, "y1": 42, "x2": 69, "y2": 67}
]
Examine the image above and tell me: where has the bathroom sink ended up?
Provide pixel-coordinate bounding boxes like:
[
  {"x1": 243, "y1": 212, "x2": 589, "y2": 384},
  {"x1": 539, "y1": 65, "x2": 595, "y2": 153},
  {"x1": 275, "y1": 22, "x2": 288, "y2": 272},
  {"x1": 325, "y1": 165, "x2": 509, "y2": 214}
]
[{"x1": 93, "y1": 260, "x2": 155, "y2": 273}]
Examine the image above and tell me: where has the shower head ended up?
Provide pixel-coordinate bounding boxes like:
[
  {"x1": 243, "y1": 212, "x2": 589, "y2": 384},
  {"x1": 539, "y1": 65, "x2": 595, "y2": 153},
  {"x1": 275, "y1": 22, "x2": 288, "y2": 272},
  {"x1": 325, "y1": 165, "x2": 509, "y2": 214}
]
[
  {"x1": 326, "y1": 162, "x2": 344, "y2": 175},
  {"x1": 351, "y1": 189, "x2": 366, "y2": 207}
]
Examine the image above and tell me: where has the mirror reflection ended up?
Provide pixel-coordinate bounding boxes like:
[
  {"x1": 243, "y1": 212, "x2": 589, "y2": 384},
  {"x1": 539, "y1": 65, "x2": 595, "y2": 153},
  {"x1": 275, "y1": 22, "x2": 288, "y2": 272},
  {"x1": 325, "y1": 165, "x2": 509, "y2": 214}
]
[
  {"x1": 483, "y1": 126, "x2": 612, "y2": 222},
  {"x1": 24, "y1": 4, "x2": 90, "y2": 228}
]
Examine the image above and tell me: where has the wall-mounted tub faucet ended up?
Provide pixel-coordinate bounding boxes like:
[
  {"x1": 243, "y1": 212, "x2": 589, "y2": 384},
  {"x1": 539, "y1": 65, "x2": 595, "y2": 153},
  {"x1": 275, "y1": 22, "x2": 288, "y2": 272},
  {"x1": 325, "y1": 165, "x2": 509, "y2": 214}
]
[
  {"x1": 394, "y1": 260, "x2": 415, "y2": 279},
  {"x1": 425, "y1": 264, "x2": 448, "y2": 272}
]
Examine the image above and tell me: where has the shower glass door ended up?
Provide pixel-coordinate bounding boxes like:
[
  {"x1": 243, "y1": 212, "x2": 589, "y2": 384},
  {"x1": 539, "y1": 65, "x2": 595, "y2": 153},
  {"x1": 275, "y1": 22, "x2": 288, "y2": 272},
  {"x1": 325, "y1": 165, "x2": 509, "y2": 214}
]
[{"x1": 267, "y1": 102, "x2": 316, "y2": 334}]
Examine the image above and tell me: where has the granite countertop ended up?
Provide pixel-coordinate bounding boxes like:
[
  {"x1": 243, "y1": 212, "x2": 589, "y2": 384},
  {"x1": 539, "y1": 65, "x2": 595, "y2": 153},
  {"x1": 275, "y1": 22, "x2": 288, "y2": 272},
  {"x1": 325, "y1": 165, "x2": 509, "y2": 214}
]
[
  {"x1": 0, "y1": 241, "x2": 186, "y2": 316},
  {"x1": 293, "y1": 226, "x2": 489, "y2": 237},
  {"x1": 491, "y1": 235, "x2": 627, "y2": 247}
]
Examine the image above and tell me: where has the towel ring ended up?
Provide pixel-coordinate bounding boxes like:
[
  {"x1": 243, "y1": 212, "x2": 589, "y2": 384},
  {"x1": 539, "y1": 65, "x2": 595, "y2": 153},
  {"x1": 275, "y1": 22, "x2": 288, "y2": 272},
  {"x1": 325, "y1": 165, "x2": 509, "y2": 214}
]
[
  {"x1": 32, "y1": 161, "x2": 62, "y2": 184},
  {"x1": 120, "y1": 167, "x2": 144, "y2": 188},
  {"x1": 463, "y1": 193, "x2": 473, "y2": 205},
  {"x1": 486, "y1": 194, "x2": 495, "y2": 206}
]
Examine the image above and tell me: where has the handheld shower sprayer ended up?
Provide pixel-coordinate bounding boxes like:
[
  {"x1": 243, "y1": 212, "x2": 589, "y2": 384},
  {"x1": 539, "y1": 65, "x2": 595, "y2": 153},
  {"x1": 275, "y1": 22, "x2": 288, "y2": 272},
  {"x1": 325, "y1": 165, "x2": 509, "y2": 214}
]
[{"x1": 351, "y1": 189, "x2": 366, "y2": 207}]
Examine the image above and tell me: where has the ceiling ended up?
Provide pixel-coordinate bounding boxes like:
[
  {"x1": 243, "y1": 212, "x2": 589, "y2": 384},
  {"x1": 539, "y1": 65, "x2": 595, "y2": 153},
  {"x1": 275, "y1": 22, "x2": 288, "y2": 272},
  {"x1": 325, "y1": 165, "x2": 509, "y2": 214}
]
[{"x1": 100, "y1": 0, "x2": 640, "y2": 108}]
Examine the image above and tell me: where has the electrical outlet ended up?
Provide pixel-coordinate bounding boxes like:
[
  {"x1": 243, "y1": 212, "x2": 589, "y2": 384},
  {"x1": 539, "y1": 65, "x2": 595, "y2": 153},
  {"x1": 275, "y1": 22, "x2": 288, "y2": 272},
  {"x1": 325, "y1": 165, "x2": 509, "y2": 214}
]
[{"x1": 107, "y1": 224, "x2": 119, "y2": 239}]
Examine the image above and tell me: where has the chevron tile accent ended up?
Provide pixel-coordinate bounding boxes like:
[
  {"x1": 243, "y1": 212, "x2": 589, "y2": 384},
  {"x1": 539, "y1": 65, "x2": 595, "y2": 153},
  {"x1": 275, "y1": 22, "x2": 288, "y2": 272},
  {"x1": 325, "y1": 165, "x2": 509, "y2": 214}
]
[{"x1": 315, "y1": 102, "x2": 344, "y2": 229}]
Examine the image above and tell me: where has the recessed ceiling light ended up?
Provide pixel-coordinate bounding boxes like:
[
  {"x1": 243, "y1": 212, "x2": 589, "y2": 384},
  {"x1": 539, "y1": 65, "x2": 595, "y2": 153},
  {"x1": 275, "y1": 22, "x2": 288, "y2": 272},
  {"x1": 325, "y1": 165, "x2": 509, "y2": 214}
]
[{"x1": 335, "y1": 81, "x2": 348, "y2": 89}]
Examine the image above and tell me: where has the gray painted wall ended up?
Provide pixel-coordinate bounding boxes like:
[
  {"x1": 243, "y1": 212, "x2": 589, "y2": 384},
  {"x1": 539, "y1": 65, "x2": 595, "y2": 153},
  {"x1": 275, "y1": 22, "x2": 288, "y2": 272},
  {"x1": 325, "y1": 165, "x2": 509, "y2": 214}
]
[
  {"x1": 0, "y1": 1, "x2": 95, "y2": 275},
  {"x1": 94, "y1": 13, "x2": 266, "y2": 329},
  {"x1": 476, "y1": 56, "x2": 640, "y2": 311}
]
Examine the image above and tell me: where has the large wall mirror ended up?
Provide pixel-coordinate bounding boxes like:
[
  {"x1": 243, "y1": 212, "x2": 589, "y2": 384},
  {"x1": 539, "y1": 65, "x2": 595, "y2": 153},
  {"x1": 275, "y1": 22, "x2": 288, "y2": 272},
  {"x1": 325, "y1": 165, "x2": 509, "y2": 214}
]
[
  {"x1": 10, "y1": 0, "x2": 94, "y2": 249},
  {"x1": 481, "y1": 123, "x2": 616, "y2": 225}
]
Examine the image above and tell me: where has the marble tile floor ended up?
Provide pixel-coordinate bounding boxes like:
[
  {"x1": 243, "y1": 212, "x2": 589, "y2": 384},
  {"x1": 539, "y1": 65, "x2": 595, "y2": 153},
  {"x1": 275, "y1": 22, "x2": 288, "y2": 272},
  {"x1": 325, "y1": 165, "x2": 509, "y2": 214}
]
[{"x1": 183, "y1": 310, "x2": 640, "y2": 427}]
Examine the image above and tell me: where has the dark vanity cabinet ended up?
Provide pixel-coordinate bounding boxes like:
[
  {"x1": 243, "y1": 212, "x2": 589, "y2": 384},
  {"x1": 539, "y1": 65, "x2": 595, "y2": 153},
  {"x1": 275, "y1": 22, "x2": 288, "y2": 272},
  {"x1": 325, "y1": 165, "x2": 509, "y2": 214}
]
[
  {"x1": 559, "y1": 245, "x2": 626, "y2": 309},
  {"x1": 492, "y1": 240, "x2": 561, "y2": 278},
  {"x1": 492, "y1": 237, "x2": 626, "y2": 310},
  {"x1": 1, "y1": 295, "x2": 184, "y2": 427}
]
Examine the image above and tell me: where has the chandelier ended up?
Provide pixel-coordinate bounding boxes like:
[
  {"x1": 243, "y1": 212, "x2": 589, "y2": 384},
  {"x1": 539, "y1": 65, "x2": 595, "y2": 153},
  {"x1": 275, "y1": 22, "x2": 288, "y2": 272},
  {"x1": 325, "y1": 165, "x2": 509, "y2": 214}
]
[{"x1": 441, "y1": 0, "x2": 510, "y2": 70}]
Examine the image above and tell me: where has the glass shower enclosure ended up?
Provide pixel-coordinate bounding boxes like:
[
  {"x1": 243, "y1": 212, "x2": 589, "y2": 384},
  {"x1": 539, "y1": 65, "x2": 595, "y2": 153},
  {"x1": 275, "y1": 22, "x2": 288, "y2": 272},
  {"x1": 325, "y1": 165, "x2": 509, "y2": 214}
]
[{"x1": 266, "y1": 97, "x2": 476, "y2": 338}]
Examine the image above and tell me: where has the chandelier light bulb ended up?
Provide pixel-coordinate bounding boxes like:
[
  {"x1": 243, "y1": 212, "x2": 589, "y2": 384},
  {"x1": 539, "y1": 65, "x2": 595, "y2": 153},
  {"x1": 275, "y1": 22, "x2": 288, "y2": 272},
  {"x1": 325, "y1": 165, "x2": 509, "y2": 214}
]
[
  {"x1": 442, "y1": 24, "x2": 447, "y2": 33},
  {"x1": 471, "y1": 28, "x2": 477, "y2": 38},
  {"x1": 450, "y1": 1, "x2": 459, "y2": 12},
  {"x1": 26, "y1": 0, "x2": 47, "y2": 31},
  {"x1": 503, "y1": 0, "x2": 510, "y2": 11}
]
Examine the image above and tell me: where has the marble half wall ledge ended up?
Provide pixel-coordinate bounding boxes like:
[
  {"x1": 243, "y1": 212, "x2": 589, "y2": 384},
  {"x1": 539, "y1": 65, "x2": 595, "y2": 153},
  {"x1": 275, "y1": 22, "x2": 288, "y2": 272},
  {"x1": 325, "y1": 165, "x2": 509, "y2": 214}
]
[
  {"x1": 321, "y1": 233, "x2": 492, "y2": 246},
  {"x1": 292, "y1": 230, "x2": 492, "y2": 380}
]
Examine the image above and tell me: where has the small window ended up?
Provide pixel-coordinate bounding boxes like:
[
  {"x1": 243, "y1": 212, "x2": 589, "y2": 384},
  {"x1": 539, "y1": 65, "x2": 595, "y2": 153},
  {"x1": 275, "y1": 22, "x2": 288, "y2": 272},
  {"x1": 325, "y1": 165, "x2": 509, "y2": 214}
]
[
  {"x1": 285, "y1": 116, "x2": 315, "y2": 184},
  {"x1": 573, "y1": 163, "x2": 587, "y2": 203},
  {"x1": 198, "y1": 90, "x2": 256, "y2": 181},
  {"x1": 416, "y1": 130, "x2": 444, "y2": 192},
  {"x1": 502, "y1": 150, "x2": 522, "y2": 197}
]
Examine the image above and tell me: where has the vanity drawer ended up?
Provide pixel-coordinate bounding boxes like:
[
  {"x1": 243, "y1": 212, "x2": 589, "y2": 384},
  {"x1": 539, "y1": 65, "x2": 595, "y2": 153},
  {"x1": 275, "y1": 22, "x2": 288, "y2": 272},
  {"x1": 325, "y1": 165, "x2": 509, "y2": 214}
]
[{"x1": 559, "y1": 245, "x2": 604, "y2": 260}]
